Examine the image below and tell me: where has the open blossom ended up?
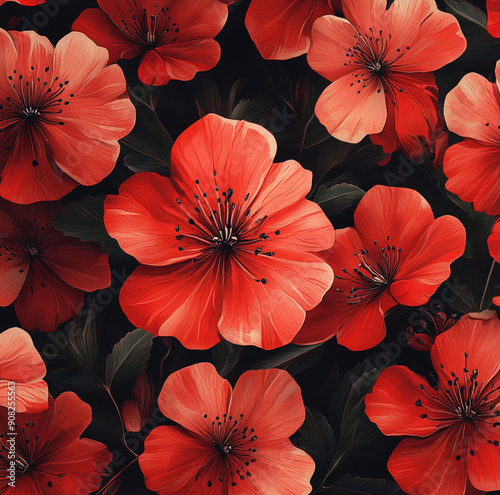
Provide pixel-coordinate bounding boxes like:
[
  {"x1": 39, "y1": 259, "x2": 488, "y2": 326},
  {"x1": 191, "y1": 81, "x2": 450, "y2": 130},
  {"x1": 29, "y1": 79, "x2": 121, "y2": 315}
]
[
  {"x1": 104, "y1": 114, "x2": 334, "y2": 350},
  {"x1": 0, "y1": 29, "x2": 135, "y2": 205},
  {"x1": 0, "y1": 200, "x2": 111, "y2": 332},
  {"x1": 307, "y1": 0, "x2": 466, "y2": 161},
  {"x1": 0, "y1": 327, "x2": 47, "y2": 412},
  {"x1": 444, "y1": 60, "x2": 500, "y2": 215},
  {"x1": 245, "y1": 0, "x2": 341, "y2": 60},
  {"x1": 488, "y1": 0, "x2": 500, "y2": 37},
  {"x1": 294, "y1": 185, "x2": 466, "y2": 351},
  {"x1": 365, "y1": 315, "x2": 500, "y2": 495},
  {"x1": 0, "y1": 392, "x2": 112, "y2": 494},
  {"x1": 139, "y1": 363, "x2": 315, "y2": 494},
  {"x1": 72, "y1": 0, "x2": 231, "y2": 86}
]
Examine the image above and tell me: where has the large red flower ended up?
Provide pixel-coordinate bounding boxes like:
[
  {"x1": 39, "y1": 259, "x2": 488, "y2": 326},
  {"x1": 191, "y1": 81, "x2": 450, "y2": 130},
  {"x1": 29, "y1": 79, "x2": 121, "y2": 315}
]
[
  {"x1": 139, "y1": 362, "x2": 315, "y2": 495},
  {"x1": 444, "y1": 60, "x2": 500, "y2": 215},
  {"x1": 72, "y1": 0, "x2": 230, "y2": 86},
  {"x1": 294, "y1": 185, "x2": 466, "y2": 351},
  {"x1": 104, "y1": 114, "x2": 334, "y2": 350},
  {"x1": 0, "y1": 29, "x2": 135, "y2": 205},
  {"x1": 0, "y1": 200, "x2": 111, "y2": 332},
  {"x1": 488, "y1": 0, "x2": 500, "y2": 37},
  {"x1": 245, "y1": 0, "x2": 341, "y2": 60},
  {"x1": 365, "y1": 315, "x2": 500, "y2": 495},
  {"x1": 0, "y1": 391, "x2": 112, "y2": 494},
  {"x1": 0, "y1": 327, "x2": 47, "y2": 413},
  {"x1": 307, "y1": 0, "x2": 466, "y2": 162}
]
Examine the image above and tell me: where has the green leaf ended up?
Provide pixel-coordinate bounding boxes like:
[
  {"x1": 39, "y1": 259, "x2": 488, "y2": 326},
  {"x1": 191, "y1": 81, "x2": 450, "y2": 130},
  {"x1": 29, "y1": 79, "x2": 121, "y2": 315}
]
[
  {"x1": 120, "y1": 104, "x2": 173, "y2": 166},
  {"x1": 51, "y1": 195, "x2": 122, "y2": 255},
  {"x1": 66, "y1": 308, "x2": 98, "y2": 370},
  {"x1": 105, "y1": 328, "x2": 153, "y2": 387},
  {"x1": 320, "y1": 475, "x2": 405, "y2": 495},
  {"x1": 211, "y1": 340, "x2": 242, "y2": 377},
  {"x1": 298, "y1": 408, "x2": 336, "y2": 478},
  {"x1": 246, "y1": 343, "x2": 323, "y2": 375},
  {"x1": 315, "y1": 183, "x2": 365, "y2": 217},
  {"x1": 47, "y1": 366, "x2": 101, "y2": 395},
  {"x1": 123, "y1": 152, "x2": 169, "y2": 176},
  {"x1": 331, "y1": 369, "x2": 383, "y2": 470},
  {"x1": 444, "y1": 0, "x2": 487, "y2": 28}
]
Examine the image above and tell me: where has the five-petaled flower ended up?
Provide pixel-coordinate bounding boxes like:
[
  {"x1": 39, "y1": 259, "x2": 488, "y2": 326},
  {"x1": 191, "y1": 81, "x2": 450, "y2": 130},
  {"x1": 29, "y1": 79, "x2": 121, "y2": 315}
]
[
  {"x1": 0, "y1": 29, "x2": 135, "y2": 205},
  {"x1": 444, "y1": 59, "x2": 500, "y2": 215},
  {"x1": 307, "y1": 0, "x2": 466, "y2": 162},
  {"x1": 245, "y1": 0, "x2": 341, "y2": 60},
  {"x1": 0, "y1": 391, "x2": 112, "y2": 494},
  {"x1": 294, "y1": 185, "x2": 466, "y2": 351},
  {"x1": 104, "y1": 113, "x2": 335, "y2": 350},
  {"x1": 0, "y1": 327, "x2": 47, "y2": 413},
  {"x1": 139, "y1": 362, "x2": 315, "y2": 494},
  {"x1": 72, "y1": 0, "x2": 231, "y2": 86},
  {"x1": 0, "y1": 200, "x2": 111, "y2": 332},
  {"x1": 365, "y1": 314, "x2": 500, "y2": 495}
]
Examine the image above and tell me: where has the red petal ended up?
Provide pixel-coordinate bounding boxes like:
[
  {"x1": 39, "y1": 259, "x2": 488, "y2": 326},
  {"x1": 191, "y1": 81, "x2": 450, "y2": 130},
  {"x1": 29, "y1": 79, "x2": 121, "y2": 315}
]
[
  {"x1": 388, "y1": 426, "x2": 468, "y2": 495},
  {"x1": 246, "y1": 0, "x2": 336, "y2": 60},
  {"x1": 72, "y1": 9, "x2": 144, "y2": 63},
  {"x1": 488, "y1": 0, "x2": 500, "y2": 37},
  {"x1": 365, "y1": 365, "x2": 450, "y2": 437},
  {"x1": 444, "y1": 141, "x2": 500, "y2": 215},
  {"x1": 230, "y1": 368, "x2": 305, "y2": 440},
  {"x1": 158, "y1": 363, "x2": 231, "y2": 439},
  {"x1": 119, "y1": 263, "x2": 222, "y2": 349},
  {"x1": 314, "y1": 74, "x2": 386, "y2": 143}
]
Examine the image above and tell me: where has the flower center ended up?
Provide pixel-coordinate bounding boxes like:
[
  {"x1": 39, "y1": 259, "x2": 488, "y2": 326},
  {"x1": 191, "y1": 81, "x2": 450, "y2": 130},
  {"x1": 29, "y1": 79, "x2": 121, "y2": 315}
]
[
  {"x1": 414, "y1": 352, "x2": 500, "y2": 458},
  {"x1": 199, "y1": 412, "x2": 259, "y2": 488},
  {"x1": 335, "y1": 237, "x2": 401, "y2": 304},
  {"x1": 119, "y1": 6, "x2": 179, "y2": 47}
]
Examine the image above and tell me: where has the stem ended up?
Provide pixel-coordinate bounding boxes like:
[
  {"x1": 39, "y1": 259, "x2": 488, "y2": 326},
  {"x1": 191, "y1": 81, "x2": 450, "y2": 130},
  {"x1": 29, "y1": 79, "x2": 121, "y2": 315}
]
[
  {"x1": 94, "y1": 457, "x2": 138, "y2": 495},
  {"x1": 480, "y1": 260, "x2": 496, "y2": 310},
  {"x1": 94, "y1": 373, "x2": 138, "y2": 459}
]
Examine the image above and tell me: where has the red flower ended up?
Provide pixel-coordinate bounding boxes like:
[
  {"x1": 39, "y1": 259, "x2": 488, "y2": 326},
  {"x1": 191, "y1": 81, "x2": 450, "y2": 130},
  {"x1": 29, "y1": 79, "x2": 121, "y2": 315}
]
[
  {"x1": 294, "y1": 185, "x2": 466, "y2": 351},
  {"x1": 406, "y1": 311, "x2": 459, "y2": 352},
  {"x1": 139, "y1": 362, "x2": 315, "y2": 495},
  {"x1": 444, "y1": 60, "x2": 500, "y2": 215},
  {"x1": 365, "y1": 314, "x2": 500, "y2": 495},
  {"x1": 0, "y1": 327, "x2": 47, "y2": 412},
  {"x1": 0, "y1": 0, "x2": 44, "y2": 4},
  {"x1": 307, "y1": 0, "x2": 466, "y2": 162},
  {"x1": 488, "y1": 0, "x2": 500, "y2": 37},
  {"x1": 72, "y1": 0, "x2": 230, "y2": 86},
  {"x1": 0, "y1": 391, "x2": 112, "y2": 494},
  {"x1": 0, "y1": 201, "x2": 111, "y2": 332},
  {"x1": 245, "y1": 0, "x2": 341, "y2": 60},
  {"x1": 0, "y1": 29, "x2": 135, "y2": 205},
  {"x1": 104, "y1": 114, "x2": 334, "y2": 350}
]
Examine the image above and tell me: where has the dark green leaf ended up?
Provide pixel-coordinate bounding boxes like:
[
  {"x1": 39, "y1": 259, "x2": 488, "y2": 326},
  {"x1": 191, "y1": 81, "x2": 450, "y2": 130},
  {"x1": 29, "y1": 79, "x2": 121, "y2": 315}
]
[
  {"x1": 120, "y1": 104, "x2": 173, "y2": 166},
  {"x1": 315, "y1": 183, "x2": 365, "y2": 217},
  {"x1": 51, "y1": 195, "x2": 123, "y2": 255},
  {"x1": 320, "y1": 475, "x2": 405, "y2": 495},
  {"x1": 332, "y1": 369, "x2": 383, "y2": 469},
  {"x1": 298, "y1": 408, "x2": 336, "y2": 477},
  {"x1": 66, "y1": 308, "x2": 98, "y2": 370},
  {"x1": 211, "y1": 340, "x2": 242, "y2": 377},
  {"x1": 246, "y1": 343, "x2": 323, "y2": 375},
  {"x1": 123, "y1": 152, "x2": 169, "y2": 176},
  {"x1": 47, "y1": 366, "x2": 101, "y2": 395},
  {"x1": 444, "y1": 0, "x2": 487, "y2": 28},
  {"x1": 105, "y1": 328, "x2": 153, "y2": 386}
]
